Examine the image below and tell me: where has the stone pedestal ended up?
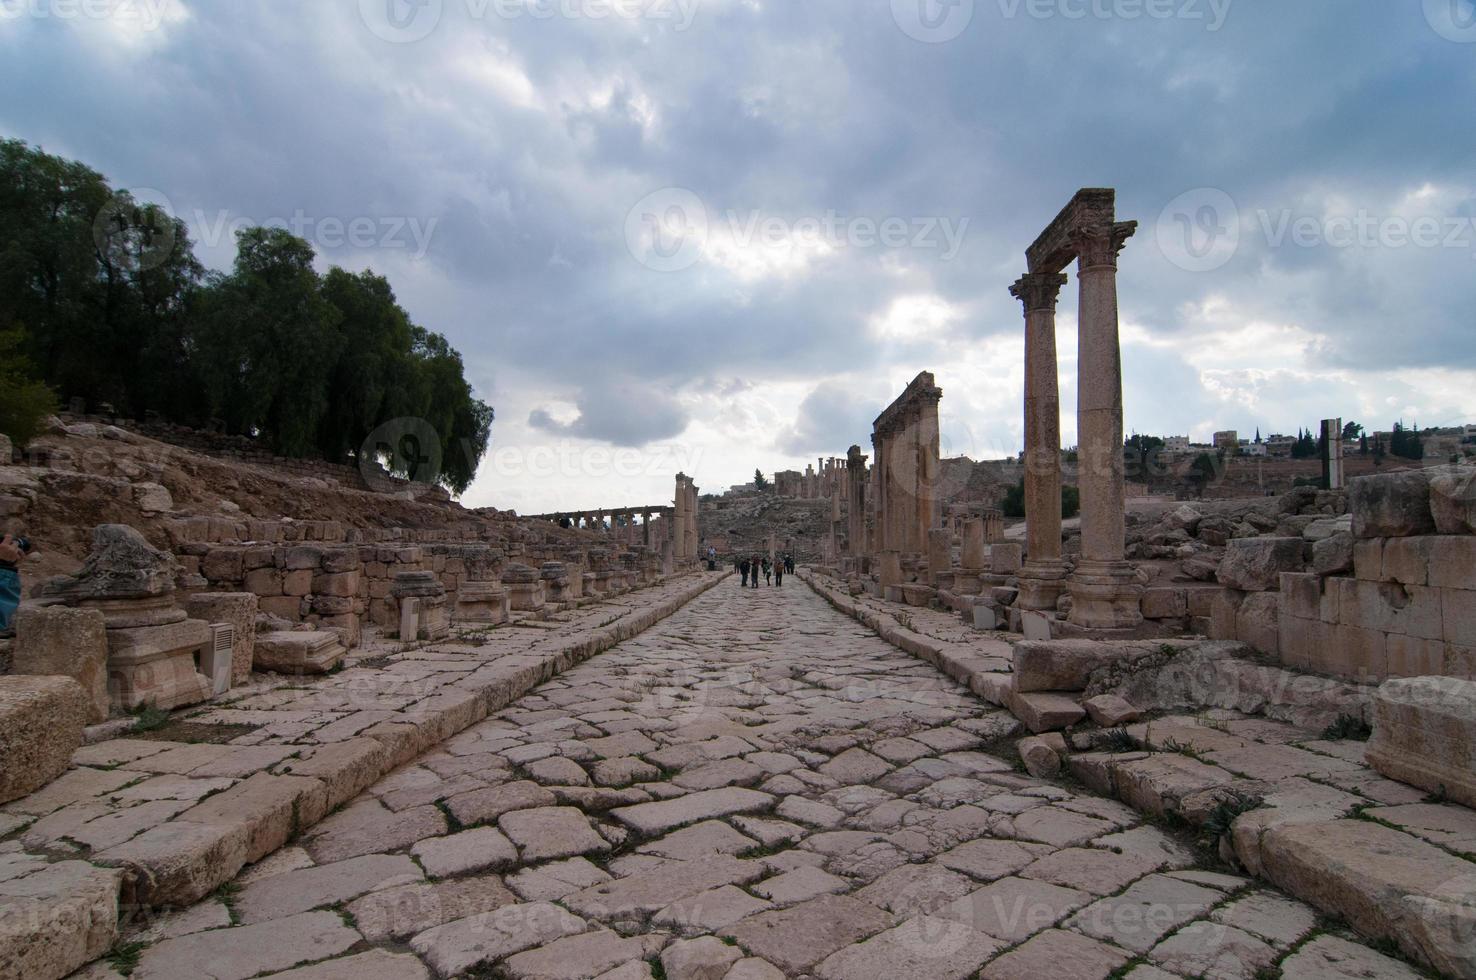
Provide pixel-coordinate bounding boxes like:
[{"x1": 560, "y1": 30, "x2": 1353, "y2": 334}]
[
  {"x1": 541, "y1": 562, "x2": 573, "y2": 604},
  {"x1": 456, "y1": 581, "x2": 509, "y2": 625},
  {"x1": 392, "y1": 571, "x2": 450, "y2": 640},
  {"x1": 1017, "y1": 559, "x2": 1070, "y2": 612},
  {"x1": 42, "y1": 525, "x2": 213, "y2": 714},
  {"x1": 105, "y1": 616, "x2": 214, "y2": 711},
  {"x1": 878, "y1": 550, "x2": 903, "y2": 594},
  {"x1": 254, "y1": 631, "x2": 347, "y2": 675},
  {"x1": 503, "y1": 564, "x2": 546, "y2": 611},
  {"x1": 991, "y1": 543, "x2": 1024, "y2": 576}
]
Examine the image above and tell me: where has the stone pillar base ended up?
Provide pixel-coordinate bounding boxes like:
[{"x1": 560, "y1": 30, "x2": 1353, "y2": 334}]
[
  {"x1": 1016, "y1": 560, "x2": 1070, "y2": 611},
  {"x1": 1068, "y1": 561, "x2": 1144, "y2": 629}
]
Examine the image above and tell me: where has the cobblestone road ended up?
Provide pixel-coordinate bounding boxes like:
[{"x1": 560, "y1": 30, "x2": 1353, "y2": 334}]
[{"x1": 90, "y1": 579, "x2": 1427, "y2": 980}]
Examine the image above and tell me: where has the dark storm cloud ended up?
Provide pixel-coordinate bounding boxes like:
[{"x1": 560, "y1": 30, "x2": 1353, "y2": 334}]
[{"x1": 5, "y1": 0, "x2": 1474, "y2": 472}]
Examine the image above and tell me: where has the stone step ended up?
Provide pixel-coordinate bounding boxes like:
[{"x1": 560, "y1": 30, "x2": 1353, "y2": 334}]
[{"x1": 1007, "y1": 690, "x2": 1087, "y2": 734}]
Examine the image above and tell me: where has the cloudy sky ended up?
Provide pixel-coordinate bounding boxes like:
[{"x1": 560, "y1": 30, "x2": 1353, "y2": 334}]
[{"x1": 6, "y1": 0, "x2": 1475, "y2": 513}]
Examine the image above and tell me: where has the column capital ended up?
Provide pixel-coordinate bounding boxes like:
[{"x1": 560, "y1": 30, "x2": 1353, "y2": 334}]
[
  {"x1": 1010, "y1": 272, "x2": 1069, "y2": 312},
  {"x1": 1074, "y1": 220, "x2": 1138, "y2": 271}
]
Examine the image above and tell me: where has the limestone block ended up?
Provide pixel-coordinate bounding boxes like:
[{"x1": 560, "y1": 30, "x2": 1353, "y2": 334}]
[
  {"x1": 0, "y1": 860, "x2": 122, "y2": 980},
  {"x1": 1013, "y1": 640, "x2": 1160, "y2": 693},
  {"x1": 1235, "y1": 592, "x2": 1280, "y2": 657},
  {"x1": 1350, "y1": 470, "x2": 1435, "y2": 539},
  {"x1": 1428, "y1": 537, "x2": 1476, "y2": 591},
  {"x1": 244, "y1": 566, "x2": 284, "y2": 596},
  {"x1": 12, "y1": 605, "x2": 110, "y2": 723},
  {"x1": 0, "y1": 675, "x2": 88, "y2": 804},
  {"x1": 1017, "y1": 736, "x2": 1061, "y2": 778},
  {"x1": 1311, "y1": 532, "x2": 1354, "y2": 576},
  {"x1": 1354, "y1": 538, "x2": 1385, "y2": 581},
  {"x1": 1429, "y1": 466, "x2": 1476, "y2": 535},
  {"x1": 183, "y1": 593, "x2": 257, "y2": 686},
  {"x1": 1141, "y1": 587, "x2": 1187, "y2": 619},
  {"x1": 1442, "y1": 587, "x2": 1476, "y2": 647},
  {"x1": 1084, "y1": 694, "x2": 1140, "y2": 727},
  {"x1": 1336, "y1": 579, "x2": 1444, "y2": 641},
  {"x1": 134, "y1": 481, "x2": 173, "y2": 513},
  {"x1": 1218, "y1": 538, "x2": 1305, "y2": 592},
  {"x1": 990, "y1": 543, "x2": 1023, "y2": 575},
  {"x1": 1210, "y1": 589, "x2": 1244, "y2": 641},
  {"x1": 201, "y1": 548, "x2": 246, "y2": 583},
  {"x1": 1382, "y1": 536, "x2": 1436, "y2": 587},
  {"x1": 283, "y1": 569, "x2": 314, "y2": 597},
  {"x1": 254, "y1": 631, "x2": 345, "y2": 675},
  {"x1": 1008, "y1": 690, "x2": 1086, "y2": 733}
]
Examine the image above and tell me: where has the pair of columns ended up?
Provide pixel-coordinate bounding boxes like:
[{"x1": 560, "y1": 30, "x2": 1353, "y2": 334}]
[{"x1": 1011, "y1": 211, "x2": 1141, "y2": 629}]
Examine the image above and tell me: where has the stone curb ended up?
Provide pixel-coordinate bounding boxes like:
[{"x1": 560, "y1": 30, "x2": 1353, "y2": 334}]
[
  {"x1": 797, "y1": 570, "x2": 1010, "y2": 703},
  {"x1": 11, "y1": 570, "x2": 731, "y2": 980}
]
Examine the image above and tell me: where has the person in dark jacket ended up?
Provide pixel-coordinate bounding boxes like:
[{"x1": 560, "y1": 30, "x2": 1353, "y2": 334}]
[{"x1": 739, "y1": 557, "x2": 750, "y2": 587}]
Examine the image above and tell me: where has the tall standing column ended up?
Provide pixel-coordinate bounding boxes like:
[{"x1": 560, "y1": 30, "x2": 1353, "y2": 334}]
[
  {"x1": 1069, "y1": 221, "x2": 1143, "y2": 628},
  {"x1": 672, "y1": 476, "x2": 688, "y2": 564},
  {"x1": 642, "y1": 510, "x2": 652, "y2": 546},
  {"x1": 1011, "y1": 272, "x2": 1071, "y2": 611},
  {"x1": 686, "y1": 482, "x2": 700, "y2": 561},
  {"x1": 846, "y1": 446, "x2": 868, "y2": 557}
]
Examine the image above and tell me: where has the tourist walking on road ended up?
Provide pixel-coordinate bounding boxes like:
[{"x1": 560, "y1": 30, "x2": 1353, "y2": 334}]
[
  {"x1": 739, "y1": 557, "x2": 751, "y2": 587},
  {"x1": 774, "y1": 561, "x2": 784, "y2": 587},
  {"x1": 762, "y1": 557, "x2": 773, "y2": 585},
  {"x1": 751, "y1": 557, "x2": 762, "y2": 588}
]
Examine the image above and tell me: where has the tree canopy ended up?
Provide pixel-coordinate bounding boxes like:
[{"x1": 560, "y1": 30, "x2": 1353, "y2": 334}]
[{"x1": 0, "y1": 139, "x2": 492, "y2": 492}]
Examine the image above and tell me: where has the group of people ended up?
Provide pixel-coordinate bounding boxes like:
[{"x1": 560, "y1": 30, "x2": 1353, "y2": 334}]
[{"x1": 738, "y1": 552, "x2": 794, "y2": 589}]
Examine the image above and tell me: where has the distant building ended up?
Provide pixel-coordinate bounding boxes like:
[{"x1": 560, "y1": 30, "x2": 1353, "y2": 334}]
[
  {"x1": 1163, "y1": 436, "x2": 1191, "y2": 454},
  {"x1": 1213, "y1": 431, "x2": 1240, "y2": 451},
  {"x1": 1242, "y1": 442, "x2": 1268, "y2": 457}
]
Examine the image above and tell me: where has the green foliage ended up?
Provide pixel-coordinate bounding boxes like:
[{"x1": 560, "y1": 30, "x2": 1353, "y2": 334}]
[
  {"x1": 1290, "y1": 427, "x2": 1319, "y2": 459},
  {"x1": 754, "y1": 468, "x2": 770, "y2": 490},
  {"x1": 1200, "y1": 790, "x2": 1265, "y2": 848},
  {"x1": 1390, "y1": 420, "x2": 1424, "y2": 461},
  {"x1": 1321, "y1": 713, "x2": 1373, "y2": 741},
  {"x1": 0, "y1": 139, "x2": 492, "y2": 493},
  {"x1": 1002, "y1": 478, "x2": 1079, "y2": 519},
  {"x1": 1343, "y1": 420, "x2": 1364, "y2": 441},
  {"x1": 0, "y1": 324, "x2": 58, "y2": 447}
]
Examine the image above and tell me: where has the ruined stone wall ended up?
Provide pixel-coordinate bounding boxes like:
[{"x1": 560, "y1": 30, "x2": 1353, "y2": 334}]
[{"x1": 1213, "y1": 467, "x2": 1475, "y2": 683}]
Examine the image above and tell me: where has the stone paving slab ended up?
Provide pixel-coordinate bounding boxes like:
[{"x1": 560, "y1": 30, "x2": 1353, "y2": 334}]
[
  {"x1": 47, "y1": 577, "x2": 1456, "y2": 980},
  {"x1": 0, "y1": 570, "x2": 727, "y2": 980}
]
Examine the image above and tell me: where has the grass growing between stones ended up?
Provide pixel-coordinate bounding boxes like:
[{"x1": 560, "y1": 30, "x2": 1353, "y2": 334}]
[
  {"x1": 105, "y1": 940, "x2": 148, "y2": 976},
  {"x1": 1320, "y1": 713, "x2": 1373, "y2": 741},
  {"x1": 215, "y1": 881, "x2": 242, "y2": 926},
  {"x1": 128, "y1": 703, "x2": 171, "y2": 733}
]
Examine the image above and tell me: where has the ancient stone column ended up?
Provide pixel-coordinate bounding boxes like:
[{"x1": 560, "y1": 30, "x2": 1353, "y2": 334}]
[
  {"x1": 1011, "y1": 272, "x2": 1071, "y2": 611},
  {"x1": 927, "y1": 527, "x2": 952, "y2": 586},
  {"x1": 642, "y1": 510, "x2": 652, "y2": 546},
  {"x1": 672, "y1": 476, "x2": 689, "y2": 562},
  {"x1": 846, "y1": 446, "x2": 868, "y2": 557},
  {"x1": 1069, "y1": 221, "x2": 1143, "y2": 628},
  {"x1": 961, "y1": 518, "x2": 986, "y2": 570}
]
